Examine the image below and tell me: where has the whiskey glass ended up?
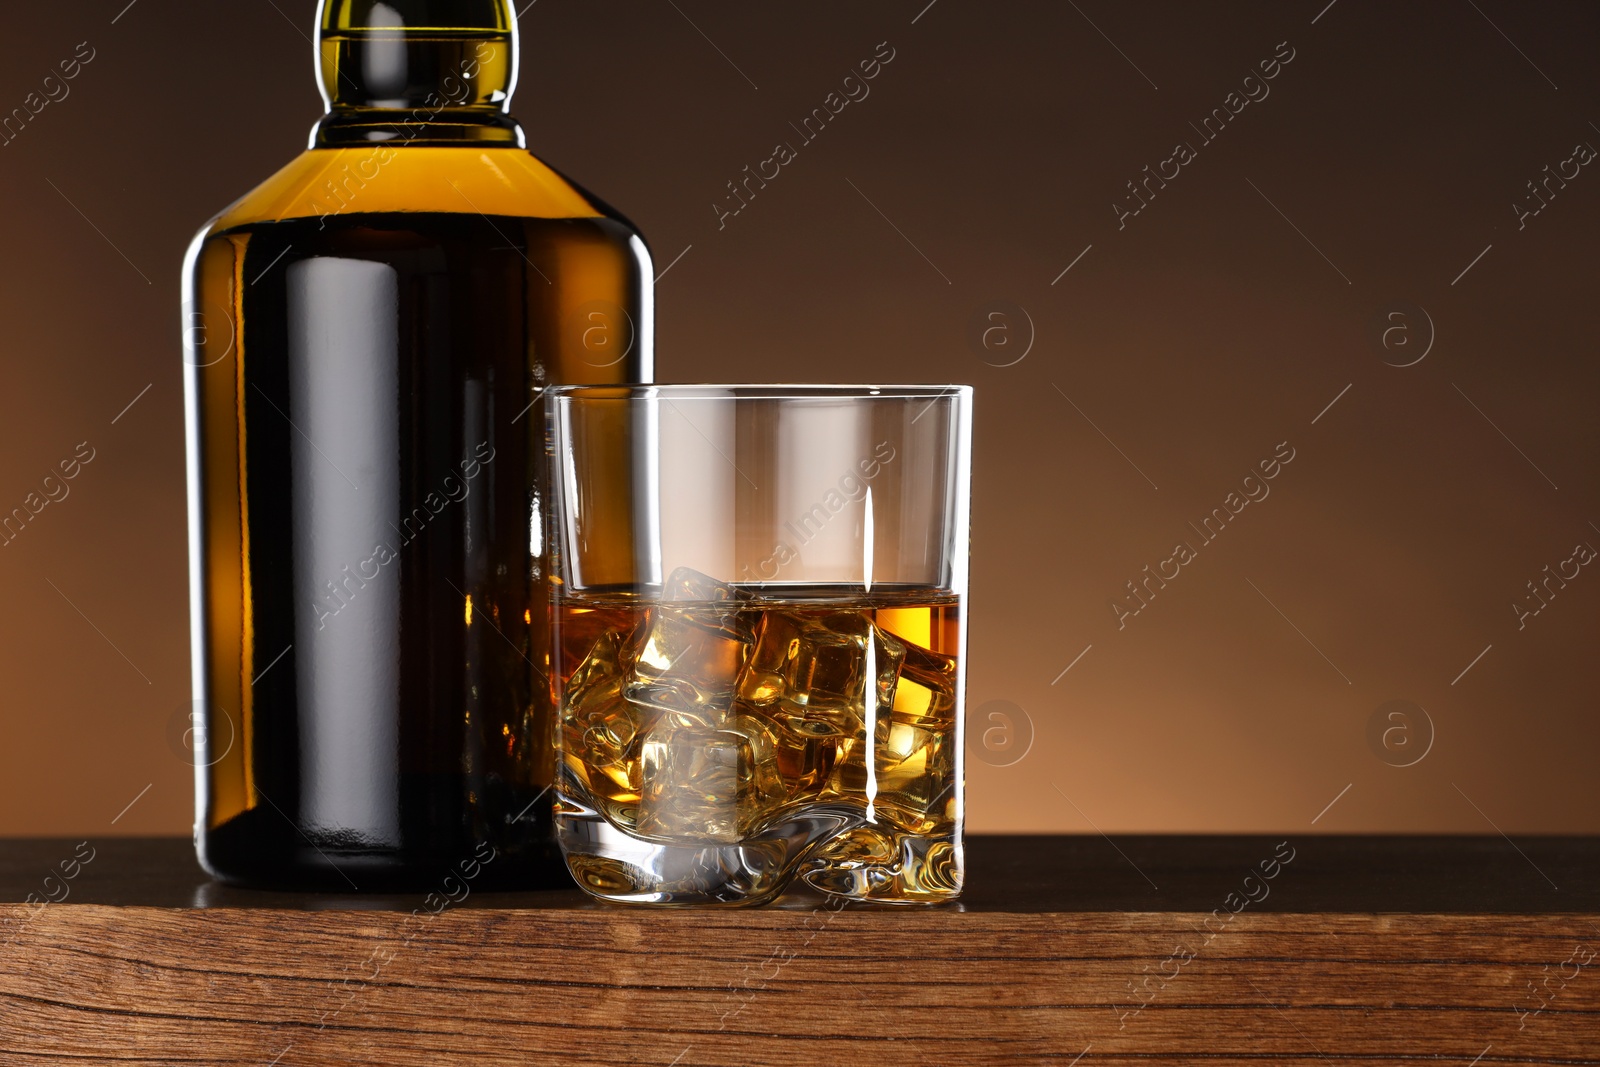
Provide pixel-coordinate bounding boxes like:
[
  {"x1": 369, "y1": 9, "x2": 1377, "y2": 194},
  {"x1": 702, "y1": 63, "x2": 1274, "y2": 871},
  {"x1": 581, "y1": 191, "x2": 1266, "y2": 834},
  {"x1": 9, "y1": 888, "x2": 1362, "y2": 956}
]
[{"x1": 548, "y1": 386, "x2": 972, "y2": 905}]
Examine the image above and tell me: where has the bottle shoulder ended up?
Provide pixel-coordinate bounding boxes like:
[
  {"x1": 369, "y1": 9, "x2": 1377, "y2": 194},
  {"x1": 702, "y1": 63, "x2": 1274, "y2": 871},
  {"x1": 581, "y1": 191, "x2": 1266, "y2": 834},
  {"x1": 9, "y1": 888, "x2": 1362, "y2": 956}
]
[{"x1": 196, "y1": 146, "x2": 618, "y2": 240}]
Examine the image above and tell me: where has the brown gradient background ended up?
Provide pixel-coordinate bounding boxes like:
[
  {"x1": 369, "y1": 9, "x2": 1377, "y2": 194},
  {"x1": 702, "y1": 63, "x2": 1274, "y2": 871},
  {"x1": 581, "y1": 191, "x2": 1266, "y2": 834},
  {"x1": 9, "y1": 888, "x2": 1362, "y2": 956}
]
[{"x1": 0, "y1": 1, "x2": 1595, "y2": 839}]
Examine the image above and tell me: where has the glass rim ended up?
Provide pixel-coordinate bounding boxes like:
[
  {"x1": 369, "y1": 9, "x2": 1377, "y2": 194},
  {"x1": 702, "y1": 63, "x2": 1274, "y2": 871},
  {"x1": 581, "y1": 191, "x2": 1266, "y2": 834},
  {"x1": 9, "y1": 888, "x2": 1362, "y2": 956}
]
[{"x1": 548, "y1": 383, "x2": 973, "y2": 402}]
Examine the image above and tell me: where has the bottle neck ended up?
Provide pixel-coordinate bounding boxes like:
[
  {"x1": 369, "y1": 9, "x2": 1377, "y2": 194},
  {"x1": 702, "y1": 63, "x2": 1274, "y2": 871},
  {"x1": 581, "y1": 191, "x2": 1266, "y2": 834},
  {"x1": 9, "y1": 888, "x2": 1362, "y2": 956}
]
[{"x1": 311, "y1": 0, "x2": 523, "y2": 148}]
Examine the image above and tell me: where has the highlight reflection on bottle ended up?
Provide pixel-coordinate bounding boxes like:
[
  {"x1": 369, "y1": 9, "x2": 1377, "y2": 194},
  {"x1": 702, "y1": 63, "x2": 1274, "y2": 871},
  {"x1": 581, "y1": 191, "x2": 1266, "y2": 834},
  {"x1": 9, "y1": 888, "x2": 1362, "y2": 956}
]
[{"x1": 183, "y1": 0, "x2": 652, "y2": 889}]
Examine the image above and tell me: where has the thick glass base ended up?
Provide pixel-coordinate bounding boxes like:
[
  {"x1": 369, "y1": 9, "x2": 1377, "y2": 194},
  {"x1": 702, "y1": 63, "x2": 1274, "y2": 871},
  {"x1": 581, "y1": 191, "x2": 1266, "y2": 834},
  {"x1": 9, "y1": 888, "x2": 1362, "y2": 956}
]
[{"x1": 557, "y1": 799, "x2": 962, "y2": 907}]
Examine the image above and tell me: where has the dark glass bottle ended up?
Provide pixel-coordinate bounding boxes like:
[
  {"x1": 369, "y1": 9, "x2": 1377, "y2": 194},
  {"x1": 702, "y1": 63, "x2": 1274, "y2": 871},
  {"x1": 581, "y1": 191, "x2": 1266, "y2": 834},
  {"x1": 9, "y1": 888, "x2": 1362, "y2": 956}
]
[{"x1": 182, "y1": 0, "x2": 652, "y2": 889}]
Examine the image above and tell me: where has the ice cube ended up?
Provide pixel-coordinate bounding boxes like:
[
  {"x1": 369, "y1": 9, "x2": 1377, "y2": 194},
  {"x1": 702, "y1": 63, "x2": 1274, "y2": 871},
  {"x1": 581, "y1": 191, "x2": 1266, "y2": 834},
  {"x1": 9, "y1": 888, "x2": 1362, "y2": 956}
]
[
  {"x1": 627, "y1": 569, "x2": 755, "y2": 718},
  {"x1": 662, "y1": 566, "x2": 744, "y2": 604},
  {"x1": 629, "y1": 605, "x2": 753, "y2": 719},
  {"x1": 566, "y1": 696, "x2": 644, "y2": 799},
  {"x1": 756, "y1": 702, "x2": 842, "y2": 801},
  {"x1": 730, "y1": 611, "x2": 907, "y2": 820},
  {"x1": 728, "y1": 709, "x2": 788, "y2": 835},
  {"x1": 559, "y1": 629, "x2": 648, "y2": 828},
  {"x1": 563, "y1": 628, "x2": 634, "y2": 717},
  {"x1": 635, "y1": 724, "x2": 742, "y2": 843},
  {"x1": 737, "y1": 610, "x2": 903, "y2": 727},
  {"x1": 829, "y1": 634, "x2": 959, "y2": 833},
  {"x1": 891, "y1": 641, "x2": 960, "y2": 728},
  {"x1": 628, "y1": 709, "x2": 794, "y2": 843},
  {"x1": 869, "y1": 718, "x2": 957, "y2": 833}
]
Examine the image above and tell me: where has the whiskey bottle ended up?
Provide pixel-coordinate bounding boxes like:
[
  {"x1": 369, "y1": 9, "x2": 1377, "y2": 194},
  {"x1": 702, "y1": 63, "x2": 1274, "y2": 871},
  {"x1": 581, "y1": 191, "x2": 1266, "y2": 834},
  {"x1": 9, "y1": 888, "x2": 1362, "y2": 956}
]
[{"x1": 182, "y1": 0, "x2": 652, "y2": 889}]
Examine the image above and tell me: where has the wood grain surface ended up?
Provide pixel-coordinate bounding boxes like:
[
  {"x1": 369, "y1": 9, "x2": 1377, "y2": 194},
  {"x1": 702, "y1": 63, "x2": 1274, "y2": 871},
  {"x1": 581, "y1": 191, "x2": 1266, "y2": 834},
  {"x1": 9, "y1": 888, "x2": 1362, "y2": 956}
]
[{"x1": 2, "y1": 836, "x2": 1597, "y2": 1064}]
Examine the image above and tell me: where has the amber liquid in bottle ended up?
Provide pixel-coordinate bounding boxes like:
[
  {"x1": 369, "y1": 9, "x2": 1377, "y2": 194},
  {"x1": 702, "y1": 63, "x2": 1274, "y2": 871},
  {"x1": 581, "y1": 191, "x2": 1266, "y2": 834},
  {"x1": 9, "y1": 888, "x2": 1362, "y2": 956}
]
[{"x1": 183, "y1": 0, "x2": 652, "y2": 889}]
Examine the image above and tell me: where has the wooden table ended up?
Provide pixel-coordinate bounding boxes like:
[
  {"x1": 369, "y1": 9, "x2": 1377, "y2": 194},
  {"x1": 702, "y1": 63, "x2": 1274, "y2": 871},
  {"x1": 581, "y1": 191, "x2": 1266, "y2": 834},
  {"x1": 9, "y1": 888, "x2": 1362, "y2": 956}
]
[{"x1": 2, "y1": 835, "x2": 1596, "y2": 1064}]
